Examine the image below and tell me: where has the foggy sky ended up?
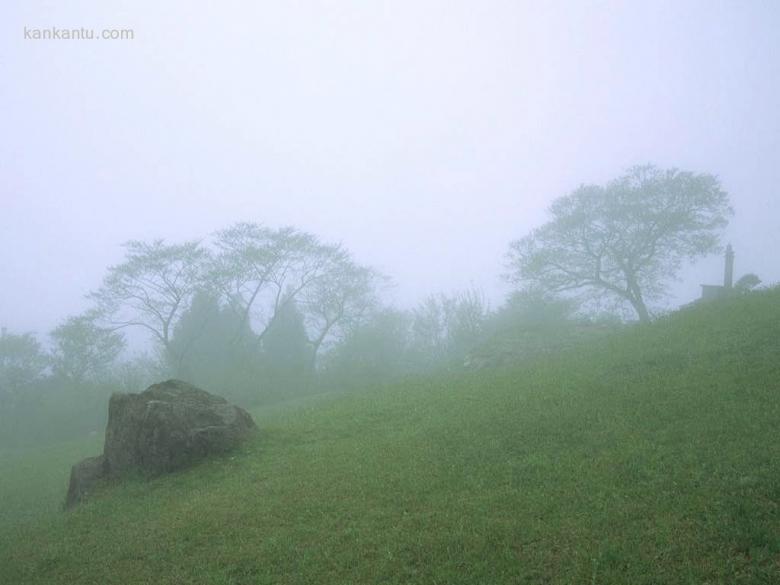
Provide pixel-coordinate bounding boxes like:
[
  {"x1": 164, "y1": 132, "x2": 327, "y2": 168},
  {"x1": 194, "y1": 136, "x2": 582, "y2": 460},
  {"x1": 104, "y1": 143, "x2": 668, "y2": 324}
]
[{"x1": 2, "y1": 1, "x2": 779, "y2": 339}]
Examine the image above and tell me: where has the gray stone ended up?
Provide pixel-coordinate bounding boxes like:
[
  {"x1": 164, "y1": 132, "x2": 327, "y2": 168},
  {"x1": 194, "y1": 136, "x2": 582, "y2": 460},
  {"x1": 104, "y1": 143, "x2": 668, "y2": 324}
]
[
  {"x1": 65, "y1": 455, "x2": 107, "y2": 509},
  {"x1": 65, "y1": 380, "x2": 256, "y2": 508}
]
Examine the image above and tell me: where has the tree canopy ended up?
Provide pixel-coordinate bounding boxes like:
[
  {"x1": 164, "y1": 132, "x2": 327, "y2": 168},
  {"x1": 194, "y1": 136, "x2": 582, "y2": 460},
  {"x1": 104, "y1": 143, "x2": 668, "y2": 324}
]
[
  {"x1": 87, "y1": 223, "x2": 384, "y2": 389},
  {"x1": 0, "y1": 328, "x2": 48, "y2": 406},
  {"x1": 507, "y1": 165, "x2": 732, "y2": 322},
  {"x1": 89, "y1": 239, "x2": 209, "y2": 362},
  {"x1": 50, "y1": 312, "x2": 125, "y2": 383}
]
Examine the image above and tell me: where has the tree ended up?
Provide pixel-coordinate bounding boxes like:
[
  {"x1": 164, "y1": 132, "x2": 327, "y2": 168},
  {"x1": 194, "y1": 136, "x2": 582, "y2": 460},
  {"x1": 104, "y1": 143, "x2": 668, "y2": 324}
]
[
  {"x1": 261, "y1": 298, "x2": 310, "y2": 395},
  {"x1": 299, "y1": 257, "x2": 384, "y2": 371},
  {"x1": 441, "y1": 290, "x2": 489, "y2": 360},
  {"x1": 410, "y1": 290, "x2": 489, "y2": 368},
  {"x1": 211, "y1": 223, "x2": 340, "y2": 342},
  {"x1": 50, "y1": 312, "x2": 125, "y2": 383},
  {"x1": 0, "y1": 327, "x2": 48, "y2": 405},
  {"x1": 167, "y1": 291, "x2": 257, "y2": 393},
  {"x1": 410, "y1": 296, "x2": 448, "y2": 366},
  {"x1": 90, "y1": 240, "x2": 209, "y2": 365},
  {"x1": 494, "y1": 289, "x2": 577, "y2": 331},
  {"x1": 735, "y1": 273, "x2": 762, "y2": 293},
  {"x1": 319, "y1": 308, "x2": 412, "y2": 390},
  {"x1": 507, "y1": 165, "x2": 732, "y2": 322}
]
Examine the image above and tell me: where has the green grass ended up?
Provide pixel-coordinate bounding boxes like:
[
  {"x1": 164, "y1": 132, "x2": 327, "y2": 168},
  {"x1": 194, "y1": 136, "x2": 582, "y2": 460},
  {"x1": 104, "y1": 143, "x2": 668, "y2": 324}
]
[{"x1": 1, "y1": 290, "x2": 779, "y2": 584}]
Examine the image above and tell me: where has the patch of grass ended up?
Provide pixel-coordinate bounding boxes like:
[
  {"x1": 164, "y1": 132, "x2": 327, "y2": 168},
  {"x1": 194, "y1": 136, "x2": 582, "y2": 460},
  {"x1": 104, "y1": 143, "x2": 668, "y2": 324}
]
[
  {"x1": 0, "y1": 436, "x2": 102, "y2": 527},
  {"x1": 1, "y1": 290, "x2": 779, "y2": 584}
]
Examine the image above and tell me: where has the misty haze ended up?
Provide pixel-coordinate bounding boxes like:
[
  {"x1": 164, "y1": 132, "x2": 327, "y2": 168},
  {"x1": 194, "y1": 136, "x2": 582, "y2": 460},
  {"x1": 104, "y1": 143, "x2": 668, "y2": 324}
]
[{"x1": 1, "y1": 2, "x2": 779, "y2": 584}]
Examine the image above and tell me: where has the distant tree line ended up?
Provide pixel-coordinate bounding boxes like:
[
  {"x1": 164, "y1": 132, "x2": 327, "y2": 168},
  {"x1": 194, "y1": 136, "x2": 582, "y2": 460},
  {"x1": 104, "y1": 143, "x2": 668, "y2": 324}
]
[
  {"x1": 1, "y1": 164, "x2": 752, "y2": 446},
  {"x1": 82, "y1": 222, "x2": 388, "y2": 401},
  {"x1": 0, "y1": 223, "x2": 497, "y2": 445}
]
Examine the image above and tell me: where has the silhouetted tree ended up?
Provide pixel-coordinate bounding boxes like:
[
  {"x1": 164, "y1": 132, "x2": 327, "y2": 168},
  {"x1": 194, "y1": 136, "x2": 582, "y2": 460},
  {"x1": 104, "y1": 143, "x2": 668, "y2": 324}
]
[
  {"x1": 168, "y1": 291, "x2": 256, "y2": 387},
  {"x1": 211, "y1": 223, "x2": 340, "y2": 342},
  {"x1": 261, "y1": 298, "x2": 310, "y2": 395}
]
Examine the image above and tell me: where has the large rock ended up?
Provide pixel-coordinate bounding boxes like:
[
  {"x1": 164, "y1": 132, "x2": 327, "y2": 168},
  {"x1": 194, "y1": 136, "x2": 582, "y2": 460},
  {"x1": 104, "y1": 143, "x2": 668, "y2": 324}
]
[
  {"x1": 103, "y1": 380, "x2": 256, "y2": 476},
  {"x1": 65, "y1": 380, "x2": 256, "y2": 509}
]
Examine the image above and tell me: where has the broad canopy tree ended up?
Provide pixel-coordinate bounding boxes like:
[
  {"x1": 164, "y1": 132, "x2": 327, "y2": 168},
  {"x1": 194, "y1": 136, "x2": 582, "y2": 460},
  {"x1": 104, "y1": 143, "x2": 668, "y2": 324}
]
[
  {"x1": 211, "y1": 223, "x2": 343, "y2": 344},
  {"x1": 507, "y1": 165, "x2": 732, "y2": 322},
  {"x1": 211, "y1": 222, "x2": 383, "y2": 369},
  {"x1": 89, "y1": 224, "x2": 383, "y2": 382}
]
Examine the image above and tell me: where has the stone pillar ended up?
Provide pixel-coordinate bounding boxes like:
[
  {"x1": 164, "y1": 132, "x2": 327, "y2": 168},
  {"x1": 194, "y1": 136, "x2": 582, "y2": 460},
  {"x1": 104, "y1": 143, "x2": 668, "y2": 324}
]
[{"x1": 724, "y1": 244, "x2": 734, "y2": 289}]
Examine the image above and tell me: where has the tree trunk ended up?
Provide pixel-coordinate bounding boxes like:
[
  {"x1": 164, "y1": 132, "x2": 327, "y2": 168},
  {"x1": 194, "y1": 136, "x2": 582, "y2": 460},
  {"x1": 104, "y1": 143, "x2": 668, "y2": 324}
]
[
  {"x1": 628, "y1": 296, "x2": 650, "y2": 323},
  {"x1": 624, "y1": 273, "x2": 651, "y2": 323}
]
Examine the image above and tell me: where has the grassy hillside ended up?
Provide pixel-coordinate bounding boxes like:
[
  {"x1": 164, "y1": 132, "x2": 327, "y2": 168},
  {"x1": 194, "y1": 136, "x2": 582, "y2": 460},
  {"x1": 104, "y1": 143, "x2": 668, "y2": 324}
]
[{"x1": 1, "y1": 290, "x2": 779, "y2": 584}]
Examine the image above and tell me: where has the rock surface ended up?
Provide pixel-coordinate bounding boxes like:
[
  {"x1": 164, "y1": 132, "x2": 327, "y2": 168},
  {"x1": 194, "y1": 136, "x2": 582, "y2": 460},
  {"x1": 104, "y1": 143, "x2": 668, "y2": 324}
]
[
  {"x1": 65, "y1": 380, "x2": 256, "y2": 509},
  {"x1": 65, "y1": 455, "x2": 108, "y2": 510}
]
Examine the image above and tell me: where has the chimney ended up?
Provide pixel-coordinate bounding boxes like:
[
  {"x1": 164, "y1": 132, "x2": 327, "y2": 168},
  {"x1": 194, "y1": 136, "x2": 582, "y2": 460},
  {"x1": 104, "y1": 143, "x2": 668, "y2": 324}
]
[{"x1": 724, "y1": 244, "x2": 735, "y2": 289}]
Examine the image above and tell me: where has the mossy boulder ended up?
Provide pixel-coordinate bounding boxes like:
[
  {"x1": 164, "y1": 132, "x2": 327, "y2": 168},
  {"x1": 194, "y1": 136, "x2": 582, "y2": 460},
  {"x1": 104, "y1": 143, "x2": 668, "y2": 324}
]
[{"x1": 65, "y1": 380, "x2": 255, "y2": 508}]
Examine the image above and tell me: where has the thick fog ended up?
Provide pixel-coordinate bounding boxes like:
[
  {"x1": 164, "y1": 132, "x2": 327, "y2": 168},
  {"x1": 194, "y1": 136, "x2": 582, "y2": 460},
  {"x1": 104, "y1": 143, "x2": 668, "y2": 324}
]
[{"x1": 2, "y1": 0, "x2": 779, "y2": 337}]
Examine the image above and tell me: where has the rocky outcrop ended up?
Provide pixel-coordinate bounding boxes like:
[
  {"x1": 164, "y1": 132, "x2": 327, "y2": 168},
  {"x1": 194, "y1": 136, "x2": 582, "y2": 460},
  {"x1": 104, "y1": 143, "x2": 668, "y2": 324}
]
[{"x1": 65, "y1": 380, "x2": 256, "y2": 509}]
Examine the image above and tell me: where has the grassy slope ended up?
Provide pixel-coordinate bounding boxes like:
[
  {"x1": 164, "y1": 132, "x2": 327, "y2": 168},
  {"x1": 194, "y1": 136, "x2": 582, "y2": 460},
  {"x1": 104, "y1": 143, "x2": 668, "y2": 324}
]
[{"x1": 1, "y1": 291, "x2": 779, "y2": 584}]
